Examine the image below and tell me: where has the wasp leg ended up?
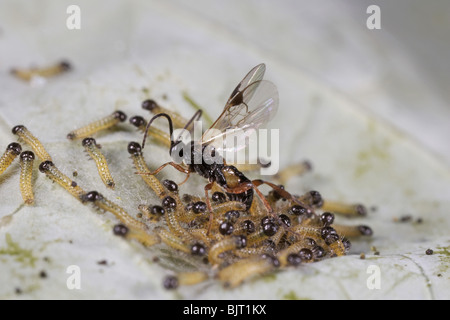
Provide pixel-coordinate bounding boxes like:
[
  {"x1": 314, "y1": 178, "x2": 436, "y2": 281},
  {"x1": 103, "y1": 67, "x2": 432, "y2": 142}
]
[
  {"x1": 137, "y1": 161, "x2": 191, "y2": 187},
  {"x1": 220, "y1": 180, "x2": 307, "y2": 240},
  {"x1": 252, "y1": 179, "x2": 293, "y2": 201},
  {"x1": 177, "y1": 170, "x2": 191, "y2": 186},
  {"x1": 205, "y1": 180, "x2": 259, "y2": 235},
  {"x1": 128, "y1": 142, "x2": 167, "y2": 198},
  {"x1": 218, "y1": 181, "x2": 306, "y2": 240},
  {"x1": 252, "y1": 179, "x2": 316, "y2": 213},
  {"x1": 139, "y1": 161, "x2": 189, "y2": 176},
  {"x1": 218, "y1": 181, "x2": 274, "y2": 214}
]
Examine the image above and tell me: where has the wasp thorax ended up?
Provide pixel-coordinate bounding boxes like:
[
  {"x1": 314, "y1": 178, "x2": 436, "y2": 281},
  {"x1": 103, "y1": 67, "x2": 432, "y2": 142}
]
[{"x1": 201, "y1": 144, "x2": 223, "y2": 166}]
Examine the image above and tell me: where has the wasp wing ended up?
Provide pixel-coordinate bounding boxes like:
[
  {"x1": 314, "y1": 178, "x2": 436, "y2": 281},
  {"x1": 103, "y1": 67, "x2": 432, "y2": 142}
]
[
  {"x1": 226, "y1": 63, "x2": 266, "y2": 106},
  {"x1": 201, "y1": 79, "x2": 278, "y2": 155}
]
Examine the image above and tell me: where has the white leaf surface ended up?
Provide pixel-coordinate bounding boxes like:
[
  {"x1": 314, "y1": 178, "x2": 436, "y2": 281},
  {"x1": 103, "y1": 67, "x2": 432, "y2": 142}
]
[{"x1": 0, "y1": 0, "x2": 449, "y2": 300}]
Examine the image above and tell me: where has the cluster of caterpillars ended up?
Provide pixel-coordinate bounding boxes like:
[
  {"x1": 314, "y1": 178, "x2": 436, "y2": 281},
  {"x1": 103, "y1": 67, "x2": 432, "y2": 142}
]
[{"x1": 1, "y1": 100, "x2": 372, "y2": 289}]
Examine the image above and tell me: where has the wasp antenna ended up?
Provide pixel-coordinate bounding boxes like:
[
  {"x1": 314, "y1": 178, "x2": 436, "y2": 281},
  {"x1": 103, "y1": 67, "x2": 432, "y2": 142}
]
[
  {"x1": 141, "y1": 113, "x2": 175, "y2": 150},
  {"x1": 182, "y1": 109, "x2": 202, "y2": 132},
  {"x1": 170, "y1": 109, "x2": 203, "y2": 145}
]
